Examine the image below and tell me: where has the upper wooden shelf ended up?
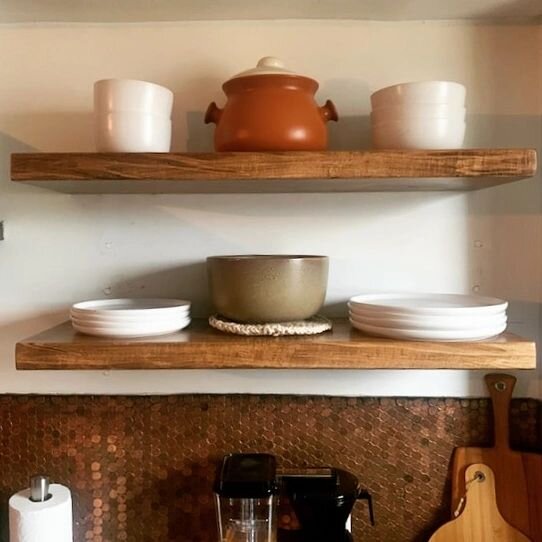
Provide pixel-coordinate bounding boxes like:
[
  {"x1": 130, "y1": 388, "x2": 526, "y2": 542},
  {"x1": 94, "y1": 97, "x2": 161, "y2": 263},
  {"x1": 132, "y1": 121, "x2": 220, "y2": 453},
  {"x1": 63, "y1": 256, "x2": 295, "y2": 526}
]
[
  {"x1": 2, "y1": 0, "x2": 540, "y2": 23},
  {"x1": 16, "y1": 319, "x2": 536, "y2": 370},
  {"x1": 10, "y1": 149, "x2": 537, "y2": 194}
]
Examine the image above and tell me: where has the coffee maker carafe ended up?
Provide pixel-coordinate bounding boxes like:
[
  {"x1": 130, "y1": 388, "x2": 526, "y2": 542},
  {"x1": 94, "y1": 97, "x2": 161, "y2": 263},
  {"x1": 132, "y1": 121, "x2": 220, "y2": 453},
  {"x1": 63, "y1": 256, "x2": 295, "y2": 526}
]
[
  {"x1": 214, "y1": 453, "x2": 278, "y2": 542},
  {"x1": 280, "y1": 468, "x2": 374, "y2": 542}
]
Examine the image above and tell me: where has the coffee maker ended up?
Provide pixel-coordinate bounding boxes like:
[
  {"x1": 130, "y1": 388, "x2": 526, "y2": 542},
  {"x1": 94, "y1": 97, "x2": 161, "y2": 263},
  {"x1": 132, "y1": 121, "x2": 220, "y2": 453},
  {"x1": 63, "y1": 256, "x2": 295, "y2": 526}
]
[
  {"x1": 214, "y1": 454, "x2": 374, "y2": 542},
  {"x1": 279, "y1": 467, "x2": 374, "y2": 542}
]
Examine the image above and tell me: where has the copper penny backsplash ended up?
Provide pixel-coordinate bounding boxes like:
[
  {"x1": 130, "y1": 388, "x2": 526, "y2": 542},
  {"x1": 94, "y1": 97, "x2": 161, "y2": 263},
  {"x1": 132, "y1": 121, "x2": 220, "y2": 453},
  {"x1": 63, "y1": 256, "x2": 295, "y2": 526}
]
[{"x1": 0, "y1": 395, "x2": 540, "y2": 542}]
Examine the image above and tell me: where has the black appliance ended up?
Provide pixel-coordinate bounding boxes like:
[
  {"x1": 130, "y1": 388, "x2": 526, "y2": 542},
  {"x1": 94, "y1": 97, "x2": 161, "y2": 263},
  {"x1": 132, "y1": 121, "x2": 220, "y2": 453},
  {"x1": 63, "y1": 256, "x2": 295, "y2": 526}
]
[
  {"x1": 213, "y1": 453, "x2": 278, "y2": 542},
  {"x1": 213, "y1": 455, "x2": 375, "y2": 542},
  {"x1": 279, "y1": 467, "x2": 374, "y2": 542}
]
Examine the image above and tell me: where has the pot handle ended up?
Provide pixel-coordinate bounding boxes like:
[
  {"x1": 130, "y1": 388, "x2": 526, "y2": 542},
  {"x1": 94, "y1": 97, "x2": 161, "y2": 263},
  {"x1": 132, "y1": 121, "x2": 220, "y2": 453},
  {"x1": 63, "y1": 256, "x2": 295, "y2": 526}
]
[
  {"x1": 357, "y1": 488, "x2": 375, "y2": 526},
  {"x1": 204, "y1": 102, "x2": 223, "y2": 124},
  {"x1": 319, "y1": 99, "x2": 338, "y2": 122}
]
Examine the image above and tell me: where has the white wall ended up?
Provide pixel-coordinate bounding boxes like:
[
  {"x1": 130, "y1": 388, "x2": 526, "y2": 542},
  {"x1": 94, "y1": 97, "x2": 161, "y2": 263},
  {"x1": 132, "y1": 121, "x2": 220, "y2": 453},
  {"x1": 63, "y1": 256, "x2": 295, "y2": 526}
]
[{"x1": 0, "y1": 21, "x2": 540, "y2": 397}]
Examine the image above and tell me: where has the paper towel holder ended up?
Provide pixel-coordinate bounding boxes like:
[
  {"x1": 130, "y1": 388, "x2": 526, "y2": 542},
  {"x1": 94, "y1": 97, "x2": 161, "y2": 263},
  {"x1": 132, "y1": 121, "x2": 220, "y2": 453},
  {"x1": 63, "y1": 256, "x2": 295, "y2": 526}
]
[{"x1": 29, "y1": 474, "x2": 52, "y2": 502}]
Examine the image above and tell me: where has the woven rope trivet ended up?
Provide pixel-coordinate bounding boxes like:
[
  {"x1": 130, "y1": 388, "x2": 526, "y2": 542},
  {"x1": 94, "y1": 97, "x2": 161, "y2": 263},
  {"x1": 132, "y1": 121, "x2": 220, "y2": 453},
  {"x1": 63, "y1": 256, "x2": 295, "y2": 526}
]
[{"x1": 209, "y1": 314, "x2": 333, "y2": 336}]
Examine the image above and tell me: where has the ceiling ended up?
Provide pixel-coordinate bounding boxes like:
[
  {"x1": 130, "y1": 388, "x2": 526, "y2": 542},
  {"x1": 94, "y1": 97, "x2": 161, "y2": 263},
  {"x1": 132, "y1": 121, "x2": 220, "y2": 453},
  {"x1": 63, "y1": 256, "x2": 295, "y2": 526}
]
[{"x1": 0, "y1": 0, "x2": 541, "y2": 23}]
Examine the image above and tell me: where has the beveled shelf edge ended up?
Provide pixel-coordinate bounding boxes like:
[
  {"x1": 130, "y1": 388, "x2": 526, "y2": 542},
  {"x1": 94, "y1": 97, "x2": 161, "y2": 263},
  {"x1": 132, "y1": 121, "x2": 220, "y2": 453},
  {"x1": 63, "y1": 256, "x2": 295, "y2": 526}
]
[
  {"x1": 15, "y1": 319, "x2": 537, "y2": 370},
  {"x1": 10, "y1": 149, "x2": 537, "y2": 194}
]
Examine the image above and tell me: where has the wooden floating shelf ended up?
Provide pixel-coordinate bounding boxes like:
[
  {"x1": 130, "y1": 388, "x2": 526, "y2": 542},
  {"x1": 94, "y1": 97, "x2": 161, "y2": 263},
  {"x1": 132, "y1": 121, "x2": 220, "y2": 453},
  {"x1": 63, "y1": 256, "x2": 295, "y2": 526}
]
[
  {"x1": 10, "y1": 149, "x2": 537, "y2": 194},
  {"x1": 16, "y1": 319, "x2": 536, "y2": 370},
  {"x1": 5, "y1": 0, "x2": 541, "y2": 24}
]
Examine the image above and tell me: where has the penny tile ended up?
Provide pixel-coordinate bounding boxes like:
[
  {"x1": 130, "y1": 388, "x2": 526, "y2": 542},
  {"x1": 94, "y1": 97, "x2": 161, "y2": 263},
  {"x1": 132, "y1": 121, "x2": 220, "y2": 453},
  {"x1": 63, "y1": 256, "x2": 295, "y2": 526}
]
[{"x1": 0, "y1": 396, "x2": 539, "y2": 542}]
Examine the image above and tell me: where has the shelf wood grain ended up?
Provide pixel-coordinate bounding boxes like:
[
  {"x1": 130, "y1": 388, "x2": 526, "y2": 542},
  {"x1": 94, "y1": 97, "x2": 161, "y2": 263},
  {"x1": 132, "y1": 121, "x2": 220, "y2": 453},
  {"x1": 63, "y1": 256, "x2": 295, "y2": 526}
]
[
  {"x1": 16, "y1": 319, "x2": 536, "y2": 370},
  {"x1": 10, "y1": 149, "x2": 537, "y2": 193}
]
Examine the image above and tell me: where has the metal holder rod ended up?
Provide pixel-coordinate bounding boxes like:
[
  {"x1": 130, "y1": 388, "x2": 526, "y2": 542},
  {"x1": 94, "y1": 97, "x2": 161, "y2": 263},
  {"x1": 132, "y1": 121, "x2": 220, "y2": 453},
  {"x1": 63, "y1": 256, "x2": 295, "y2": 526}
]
[{"x1": 29, "y1": 474, "x2": 51, "y2": 502}]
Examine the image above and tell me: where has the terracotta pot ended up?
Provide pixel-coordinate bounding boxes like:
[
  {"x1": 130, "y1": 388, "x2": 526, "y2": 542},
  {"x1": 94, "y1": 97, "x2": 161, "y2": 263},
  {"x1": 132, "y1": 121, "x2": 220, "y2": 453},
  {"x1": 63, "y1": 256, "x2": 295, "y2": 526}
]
[
  {"x1": 207, "y1": 255, "x2": 329, "y2": 323},
  {"x1": 205, "y1": 57, "x2": 338, "y2": 151}
]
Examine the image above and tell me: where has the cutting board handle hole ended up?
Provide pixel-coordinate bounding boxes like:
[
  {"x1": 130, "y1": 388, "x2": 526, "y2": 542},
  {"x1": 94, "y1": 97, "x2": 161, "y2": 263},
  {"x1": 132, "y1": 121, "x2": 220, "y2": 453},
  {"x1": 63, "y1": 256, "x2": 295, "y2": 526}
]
[{"x1": 494, "y1": 381, "x2": 507, "y2": 392}]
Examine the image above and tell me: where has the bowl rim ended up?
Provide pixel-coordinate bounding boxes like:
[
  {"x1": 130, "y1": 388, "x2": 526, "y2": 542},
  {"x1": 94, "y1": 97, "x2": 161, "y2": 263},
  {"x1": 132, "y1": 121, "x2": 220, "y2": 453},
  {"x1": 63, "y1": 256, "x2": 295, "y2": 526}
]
[
  {"x1": 207, "y1": 254, "x2": 329, "y2": 261},
  {"x1": 94, "y1": 78, "x2": 173, "y2": 95},
  {"x1": 371, "y1": 106, "x2": 466, "y2": 114},
  {"x1": 371, "y1": 114, "x2": 466, "y2": 121},
  {"x1": 95, "y1": 111, "x2": 172, "y2": 120},
  {"x1": 371, "y1": 80, "x2": 466, "y2": 98},
  {"x1": 372, "y1": 118, "x2": 466, "y2": 127}
]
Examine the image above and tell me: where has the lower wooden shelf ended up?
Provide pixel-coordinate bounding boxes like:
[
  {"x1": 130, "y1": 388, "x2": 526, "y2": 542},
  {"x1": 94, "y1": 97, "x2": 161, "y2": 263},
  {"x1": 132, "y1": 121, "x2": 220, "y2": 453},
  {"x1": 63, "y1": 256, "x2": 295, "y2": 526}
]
[{"x1": 15, "y1": 319, "x2": 536, "y2": 370}]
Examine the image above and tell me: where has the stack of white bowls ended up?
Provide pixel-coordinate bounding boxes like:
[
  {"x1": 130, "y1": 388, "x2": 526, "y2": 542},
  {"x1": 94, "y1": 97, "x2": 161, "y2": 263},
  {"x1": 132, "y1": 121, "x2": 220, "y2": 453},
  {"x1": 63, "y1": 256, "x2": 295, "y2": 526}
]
[
  {"x1": 370, "y1": 81, "x2": 466, "y2": 149},
  {"x1": 348, "y1": 293, "x2": 508, "y2": 341},
  {"x1": 71, "y1": 298, "x2": 191, "y2": 338},
  {"x1": 94, "y1": 79, "x2": 174, "y2": 152}
]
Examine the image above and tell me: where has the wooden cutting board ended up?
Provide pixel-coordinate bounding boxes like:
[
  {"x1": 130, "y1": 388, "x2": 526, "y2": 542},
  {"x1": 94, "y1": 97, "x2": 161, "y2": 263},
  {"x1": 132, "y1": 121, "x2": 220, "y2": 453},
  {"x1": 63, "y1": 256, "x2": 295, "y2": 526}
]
[
  {"x1": 451, "y1": 374, "x2": 542, "y2": 541},
  {"x1": 430, "y1": 464, "x2": 531, "y2": 541}
]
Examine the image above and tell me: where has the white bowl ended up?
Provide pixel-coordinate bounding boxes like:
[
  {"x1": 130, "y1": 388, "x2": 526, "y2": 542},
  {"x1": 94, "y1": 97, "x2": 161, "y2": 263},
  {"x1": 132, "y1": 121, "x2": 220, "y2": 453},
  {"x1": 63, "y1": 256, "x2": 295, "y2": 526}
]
[
  {"x1": 95, "y1": 112, "x2": 172, "y2": 152},
  {"x1": 372, "y1": 118, "x2": 466, "y2": 149},
  {"x1": 371, "y1": 104, "x2": 466, "y2": 124},
  {"x1": 94, "y1": 79, "x2": 174, "y2": 118},
  {"x1": 371, "y1": 81, "x2": 466, "y2": 109}
]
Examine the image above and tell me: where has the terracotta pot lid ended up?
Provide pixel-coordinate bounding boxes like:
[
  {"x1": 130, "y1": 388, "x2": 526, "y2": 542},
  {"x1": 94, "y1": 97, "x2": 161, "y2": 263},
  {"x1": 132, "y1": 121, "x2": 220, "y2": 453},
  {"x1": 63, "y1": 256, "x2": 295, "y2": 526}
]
[{"x1": 230, "y1": 56, "x2": 298, "y2": 79}]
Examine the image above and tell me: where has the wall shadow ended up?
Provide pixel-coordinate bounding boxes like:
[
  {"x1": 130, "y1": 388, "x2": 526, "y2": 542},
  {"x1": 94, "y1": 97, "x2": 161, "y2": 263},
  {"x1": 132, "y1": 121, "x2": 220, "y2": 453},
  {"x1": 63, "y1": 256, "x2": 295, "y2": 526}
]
[
  {"x1": 464, "y1": 112, "x2": 542, "y2": 398},
  {"x1": 0, "y1": 131, "x2": 38, "y2": 194},
  {"x1": 175, "y1": 73, "x2": 224, "y2": 152},
  {"x1": 1, "y1": 112, "x2": 94, "y2": 152},
  {"x1": 328, "y1": 114, "x2": 371, "y2": 150},
  {"x1": 101, "y1": 261, "x2": 210, "y2": 317},
  {"x1": 186, "y1": 111, "x2": 214, "y2": 152},
  {"x1": 471, "y1": 0, "x2": 541, "y2": 18}
]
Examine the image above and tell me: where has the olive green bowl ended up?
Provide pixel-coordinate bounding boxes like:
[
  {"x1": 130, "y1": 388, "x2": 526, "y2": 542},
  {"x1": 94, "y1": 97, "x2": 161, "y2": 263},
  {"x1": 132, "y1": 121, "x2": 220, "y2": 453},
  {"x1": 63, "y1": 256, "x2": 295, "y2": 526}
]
[{"x1": 207, "y1": 255, "x2": 329, "y2": 323}]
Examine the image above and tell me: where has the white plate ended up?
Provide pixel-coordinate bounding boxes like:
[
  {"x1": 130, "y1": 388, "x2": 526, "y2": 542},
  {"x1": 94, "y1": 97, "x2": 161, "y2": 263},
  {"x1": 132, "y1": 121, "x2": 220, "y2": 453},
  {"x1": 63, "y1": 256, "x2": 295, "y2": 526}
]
[
  {"x1": 348, "y1": 293, "x2": 507, "y2": 316},
  {"x1": 71, "y1": 298, "x2": 191, "y2": 317},
  {"x1": 72, "y1": 318, "x2": 190, "y2": 338},
  {"x1": 71, "y1": 315, "x2": 190, "y2": 330},
  {"x1": 348, "y1": 310, "x2": 507, "y2": 330},
  {"x1": 348, "y1": 305, "x2": 506, "y2": 322},
  {"x1": 350, "y1": 319, "x2": 507, "y2": 341},
  {"x1": 70, "y1": 308, "x2": 190, "y2": 324}
]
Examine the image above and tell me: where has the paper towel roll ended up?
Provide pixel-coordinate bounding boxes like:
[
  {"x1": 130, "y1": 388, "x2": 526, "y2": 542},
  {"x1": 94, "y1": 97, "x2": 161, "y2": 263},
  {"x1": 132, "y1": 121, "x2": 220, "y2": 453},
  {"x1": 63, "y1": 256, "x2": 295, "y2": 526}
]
[{"x1": 9, "y1": 484, "x2": 73, "y2": 542}]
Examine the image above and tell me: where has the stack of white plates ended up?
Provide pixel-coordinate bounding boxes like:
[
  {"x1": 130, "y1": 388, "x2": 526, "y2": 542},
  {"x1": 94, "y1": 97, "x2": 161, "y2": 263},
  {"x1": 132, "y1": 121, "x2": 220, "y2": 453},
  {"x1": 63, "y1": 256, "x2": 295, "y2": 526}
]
[
  {"x1": 71, "y1": 298, "x2": 191, "y2": 338},
  {"x1": 348, "y1": 293, "x2": 508, "y2": 341}
]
